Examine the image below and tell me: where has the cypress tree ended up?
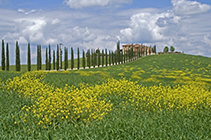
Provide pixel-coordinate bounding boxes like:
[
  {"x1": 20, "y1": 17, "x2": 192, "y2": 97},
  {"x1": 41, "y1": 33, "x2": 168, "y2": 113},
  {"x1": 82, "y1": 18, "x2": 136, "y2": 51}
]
[
  {"x1": 60, "y1": 49, "x2": 63, "y2": 69},
  {"x1": 16, "y1": 41, "x2": 20, "y2": 71},
  {"x1": 49, "y1": 44, "x2": 51, "y2": 70},
  {"x1": 66, "y1": 47, "x2": 68, "y2": 70},
  {"x1": 1, "y1": 40, "x2": 5, "y2": 70},
  {"x1": 112, "y1": 51, "x2": 114, "y2": 65},
  {"x1": 90, "y1": 49, "x2": 92, "y2": 67},
  {"x1": 91, "y1": 49, "x2": 93, "y2": 67},
  {"x1": 83, "y1": 50, "x2": 85, "y2": 69},
  {"x1": 109, "y1": 51, "x2": 111, "y2": 65},
  {"x1": 27, "y1": 43, "x2": 31, "y2": 71},
  {"x1": 64, "y1": 47, "x2": 67, "y2": 70},
  {"x1": 77, "y1": 48, "x2": 80, "y2": 69},
  {"x1": 53, "y1": 50, "x2": 55, "y2": 70},
  {"x1": 64, "y1": 47, "x2": 66, "y2": 70},
  {"x1": 6, "y1": 43, "x2": 9, "y2": 71},
  {"x1": 124, "y1": 53, "x2": 125, "y2": 63},
  {"x1": 95, "y1": 51, "x2": 97, "y2": 67},
  {"x1": 105, "y1": 49, "x2": 107, "y2": 66},
  {"x1": 129, "y1": 47, "x2": 131, "y2": 61},
  {"x1": 138, "y1": 47, "x2": 140, "y2": 58},
  {"x1": 114, "y1": 51, "x2": 117, "y2": 65},
  {"x1": 102, "y1": 49, "x2": 104, "y2": 67},
  {"x1": 37, "y1": 45, "x2": 39, "y2": 70},
  {"x1": 46, "y1": 47, "x2": 49, "y2": 70},
  {"x1": 95, "y1": 51, "x2": 97, "y2": 66},
  {"x1": 117, "y1": 41, "x2": 120, "y2": 64},
  {"x1": 60, "y1": 48, "x2": 62, "y2": 70},
  {"x1": 93, "y1": 50, "x2": 95, "y2": 68},
  {"x1": 153, "y1": 45, "x2": 157, "y2": 54},
  {"x1": 149, "y1": 47, "x2": 151, "y2": 55},
  {"x1": 56, "y1": 45, "x2": 59, "y2": 70},
  {"x1": 39, "y1": 45, "x2": 42, "y2": 70},
  {"x1": 87, "y1": 49, "x2": 90, "y2": 68},
  {"x1": 98, "y1": 49, "x2": 100, "y2": 67},
  {"x1": 71, "y1": 47, "x2": 74, "y2": 70},
  {"x1": 131, "y1": 46, "x2": 134, "y2": 60}
]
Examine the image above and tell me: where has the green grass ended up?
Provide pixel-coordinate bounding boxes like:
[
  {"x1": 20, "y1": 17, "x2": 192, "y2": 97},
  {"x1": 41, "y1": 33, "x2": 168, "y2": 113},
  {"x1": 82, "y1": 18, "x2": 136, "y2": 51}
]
[{"x1": 1, "y1": 53, "x2": 211, "y2": 139}]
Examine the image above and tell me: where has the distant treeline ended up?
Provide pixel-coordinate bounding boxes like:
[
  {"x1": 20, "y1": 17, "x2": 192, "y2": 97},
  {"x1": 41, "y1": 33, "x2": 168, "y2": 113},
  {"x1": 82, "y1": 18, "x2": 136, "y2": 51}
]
[{"x1": 1, "y1": 40, "x2": 154, "y2": 71}]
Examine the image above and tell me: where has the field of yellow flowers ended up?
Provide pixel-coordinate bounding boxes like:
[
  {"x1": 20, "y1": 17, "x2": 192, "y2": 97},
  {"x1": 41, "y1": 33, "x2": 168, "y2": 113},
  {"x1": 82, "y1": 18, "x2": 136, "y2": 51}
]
[{"x1": 1, "y1": 53, "x2": 211, "y2": 139}]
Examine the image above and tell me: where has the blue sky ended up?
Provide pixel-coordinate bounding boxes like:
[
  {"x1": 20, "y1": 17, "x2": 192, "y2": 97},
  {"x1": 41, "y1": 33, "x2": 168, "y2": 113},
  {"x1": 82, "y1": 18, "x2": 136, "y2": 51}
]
[
  {"x1": 0, "y1": 0, "x2": 211, "y2": 65},
  {"x1": 1, "y1": 0, "x2": 211, "y2": 9}
]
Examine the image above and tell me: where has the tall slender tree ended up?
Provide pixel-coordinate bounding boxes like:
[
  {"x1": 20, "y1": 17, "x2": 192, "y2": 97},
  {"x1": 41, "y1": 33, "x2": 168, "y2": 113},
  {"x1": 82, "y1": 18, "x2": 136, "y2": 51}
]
[
  {"x1": 117, "y1": 41, "x2": 120, "y2": 64},
  {"x1": 46, "y1": 47, "x2": 49, "y2": 70},
  {"x1": 93, "y1": 49, "x2": 95, "y2": 68},
  {"x1": 95, "y1": 51, "x2": 97, "y2": 66},
  {"x1": 123, "y1": 52, "x2": 125, "y2": 63},
  {"x1": 64, "y1": 47, "x2": 68, "y2": 70},
  {"x1": 109, "y1": 51, "x2": 111, "y2": 66},
  {"x1": 6, "y1": 43, "x2": 9, "y2": 71},
  {"x1": 102, "y1": 49, "x2": 104, "y2": 67},
  {"x1": 87, "y1": 49, "x2": 90, "y2": 68},
  {"x1": 149, "y1": 47, "x2": 151, "y2": 55},
  {"x1": 53, "y1": 50, "x2": 55, "y2": 70},
  {"x1": 56, "y1": 45, "x2": 59, "y2": 70},
  {"x1": 16, "y1": 41, "x2": 20, "y2": 71},
  {"x1": 112, "y1": 51, "x2": 114, "y2": 65},
  {"x1": 71, "y1": 47, "x2": 74, "y2": 70},
  {"x1": 105, "y1": 49, "x2": 107, "y2": 66},
  {"x1": 27, "y1": 43, "x2": 31, "y2": 71},
  {"x1": 90, "y1": 49, "x2": 92, "y2": 66},
  {"x1": 1, "y1": 40, "x2": 5, "y2": 70},
  {"x1": 60, "y1": 47, "x2": 62, "y2": 69},
  {"x1": 37, "y1": 45, "x2": 39, "y2": 70},
  {"x1": 114, "y1": 51, "x2": 117, "y2": 65},
  {"x1": 131, "y1": 47, "x2": 134, "y2": 60},
  {"x1": 91, "y1": 49, "x2": 94, "y2": 67},
  {"x1": 98, "y1": 49, "x2": 100, "y2": 67},
  {"x1": 48, "y1": 44, "x2": 51, "y2": 70},
  {"x1": 77, "y1": 48, "x2": 80, "y2": 69},
  {"x1": 83, "y1": 50, "x2": 85, "y2": 69},
  {"x1": 138, "y1": 47, "x2": 140, "y2": 58},
  {"x1": 153, "y1": 45, "x2": 157, "y2": 54},
  {"x1": 39, "y1": 45, "x2": 42, "y2": 70},
  {"x1": 120, "y1": 52, "x2": 123, "y2": 64},
  {"x1": 66, "y1": 47, "x2": 68, "y2": 70}
]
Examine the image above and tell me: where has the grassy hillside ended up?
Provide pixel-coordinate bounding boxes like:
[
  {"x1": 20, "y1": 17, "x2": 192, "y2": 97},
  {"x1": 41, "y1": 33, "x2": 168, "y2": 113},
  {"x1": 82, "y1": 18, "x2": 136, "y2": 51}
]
[{"x1": 1, "y1": 53, "x2": 211, "y2": 139}]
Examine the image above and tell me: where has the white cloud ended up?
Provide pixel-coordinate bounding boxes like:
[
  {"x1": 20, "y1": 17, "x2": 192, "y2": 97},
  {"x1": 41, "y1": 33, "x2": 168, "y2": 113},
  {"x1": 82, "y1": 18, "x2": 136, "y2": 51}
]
[
  {"x1": 18, "y1": 8, "x2": 25, "y2": 13},
  {"x1": 18, "y1": 8, "x2": 36, "y2": 14},
  {"x1": 51, "y1": 18, "x2": 60, "y2": 24},
  {"x1": 171, "y1": 0, "x2": 211, "y2": 15},
  {"x1": 64, "y1": 0, "x2": 132, "y2": 9},
  {"x1": 203, "y1": 34, "x2": 211, "y2": 46},
  {"x1": 120, "y1": 11, "x2": 181, "y2": 43},
  {"x1": 120, "y1": 0, "x2": 211, "y2": 56}
]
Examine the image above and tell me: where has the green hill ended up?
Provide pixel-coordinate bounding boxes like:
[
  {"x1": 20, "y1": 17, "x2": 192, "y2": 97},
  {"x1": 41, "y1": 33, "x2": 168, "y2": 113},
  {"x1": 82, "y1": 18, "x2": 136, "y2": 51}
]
[{"x1": 1, "y1": 53, "x2": 211, "y2": 139}]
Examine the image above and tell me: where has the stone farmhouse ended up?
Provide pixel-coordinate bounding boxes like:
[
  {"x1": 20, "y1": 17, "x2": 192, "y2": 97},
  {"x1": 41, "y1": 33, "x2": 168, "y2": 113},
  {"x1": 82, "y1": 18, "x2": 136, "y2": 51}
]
[{"x1": 122, "y1": 44, "x2": 152, "y2": 55}]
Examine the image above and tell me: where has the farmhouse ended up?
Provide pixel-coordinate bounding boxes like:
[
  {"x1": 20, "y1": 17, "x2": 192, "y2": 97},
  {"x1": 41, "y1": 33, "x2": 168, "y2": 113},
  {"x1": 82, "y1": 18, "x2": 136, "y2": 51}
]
[{"x1": 122, "y1": 44, "x2": 152, "y2": 55}]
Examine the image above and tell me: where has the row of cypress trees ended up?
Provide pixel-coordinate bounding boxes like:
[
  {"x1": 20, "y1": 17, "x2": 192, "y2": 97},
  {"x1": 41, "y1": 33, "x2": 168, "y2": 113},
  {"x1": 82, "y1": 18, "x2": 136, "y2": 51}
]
[
  {"x1": 1, "y1": 40, "x2": 11, "y2": 71},
  {"x1": 1, "y1": 40, "x2": 148, "y2": 71}
]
